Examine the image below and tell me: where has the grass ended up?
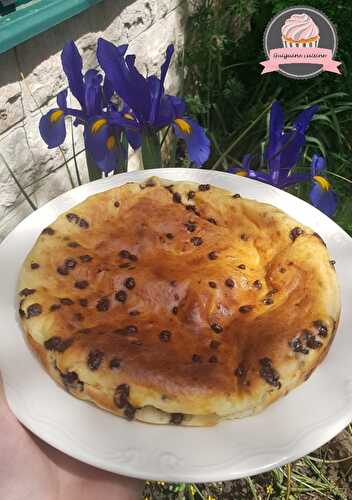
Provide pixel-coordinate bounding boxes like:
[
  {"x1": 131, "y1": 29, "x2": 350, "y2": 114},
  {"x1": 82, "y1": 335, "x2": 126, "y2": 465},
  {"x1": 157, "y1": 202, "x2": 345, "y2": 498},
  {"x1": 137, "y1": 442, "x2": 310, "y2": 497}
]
[{"x1": 142, "y1": 427, "x2": 352, "y2": 498}]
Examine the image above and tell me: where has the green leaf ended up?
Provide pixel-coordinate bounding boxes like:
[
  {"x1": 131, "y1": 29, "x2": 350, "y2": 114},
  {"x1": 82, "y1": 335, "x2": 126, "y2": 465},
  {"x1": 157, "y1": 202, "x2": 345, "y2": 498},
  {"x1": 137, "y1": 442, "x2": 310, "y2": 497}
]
[
  {"x1": 85, "y1": 151, "x2": 102, "y2": 181},
  {"x1": 141, "y1": 130, "x2": 162, "y2": 169}
]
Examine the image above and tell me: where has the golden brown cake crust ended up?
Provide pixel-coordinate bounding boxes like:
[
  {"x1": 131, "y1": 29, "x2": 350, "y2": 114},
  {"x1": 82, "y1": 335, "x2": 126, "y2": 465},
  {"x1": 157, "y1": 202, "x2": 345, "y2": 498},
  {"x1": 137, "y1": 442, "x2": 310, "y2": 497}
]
[{"x1": 18, "y1": 177, "x2": 340, "y2": 426}]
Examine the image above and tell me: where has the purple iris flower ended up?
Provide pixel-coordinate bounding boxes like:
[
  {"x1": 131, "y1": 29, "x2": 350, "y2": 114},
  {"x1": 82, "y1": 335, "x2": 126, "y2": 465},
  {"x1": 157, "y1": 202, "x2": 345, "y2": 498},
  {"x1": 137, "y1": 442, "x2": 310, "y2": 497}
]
[
  {"x1": 310, "y1": 154, "x2": 338, "y2": 217},
  {"x1": 229, "y1": 102, "x2": 337, "y2": 217},
  {"x1": 97, "y1": 38, "x2": 210, "y2": 166},
  {"x1": 39, "y1": 41, "x2": 126, "y2": 173}
]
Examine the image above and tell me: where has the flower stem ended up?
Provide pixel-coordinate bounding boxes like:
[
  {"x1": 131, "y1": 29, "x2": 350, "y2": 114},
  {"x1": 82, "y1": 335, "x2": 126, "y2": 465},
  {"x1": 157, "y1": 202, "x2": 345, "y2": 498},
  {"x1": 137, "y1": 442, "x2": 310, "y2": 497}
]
[{"x1": 141, "y1": 130, "x2": 162, "y2": 169}]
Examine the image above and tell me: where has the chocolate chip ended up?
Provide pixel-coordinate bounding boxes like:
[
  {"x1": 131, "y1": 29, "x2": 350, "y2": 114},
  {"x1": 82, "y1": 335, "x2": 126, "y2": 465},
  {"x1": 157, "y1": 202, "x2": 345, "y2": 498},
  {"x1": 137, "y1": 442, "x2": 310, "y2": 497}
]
[
  {"x1": 211, "y1": 323, "x2": 223, "y2": 333},
  {"x1": 79, "y1": 218, "x2": 89, "y2": 229},
  {"x1": 262, "y1": 297, "x2": 273, "y2": 305},
  {"x1": 191, "y1": 236, "x2": 203, "y2": 246},
  {"x1": 119, "y1": 263, "x2": 131, "y2": 269},
  {"x1": 208, "y1": 355, "x2": 218, "y2": 363},
  {"x1": 115, "y1": 290, "x2": 127, "y2": 302},
  {"x1": 234, "y1": 365, "x2": 245, "y2": 377},
  {"x1": 79, "y1": 298, "x2": 88, "y2": 307},
  {"x1": 170, "y1": 280, "x2": 177, "y2": 287},
  {"x1": 110, "y1": 358, "x2": 121, "y2": 369},
  {"x1": 166, "y1": 233, "x2": 174, "y2": 239},
  {"x1": 306, "y1": 335, "x2": 323, "y2": 350},
  {"x1": 124, "y1": 277, "x2": 136, "y2": 290},
  {"x1": 225, "y1": 278, "x2": 234, "y2": 288},
  {"x1": 198, "y1": 184, "x2": 210, "y2": 191},
  {"x1": 185, "y1": 204, "x2": 197, "y2": 213},
  {"x1": 313, "y1": 320, "x2": 328, "y2": 337},
  {"x1": 42, "y1": 227, "x2": 55, "y2": 235},
  {"x1": 124, "y1": 403, "x2": 136, "y2": 421},
  {"x1": 207, "y1": 217, "x2": 217, "y2": 225},
  {"x1": 73, "y1": 312, "x2": 84, "y2": 321},
  {"x1": 208, "y1": 251, "x2": 218, "y2": 260},
  {"x1": 114, "y1": 384, "x2": 130, "y2": 408},
  {"x1": 74, "y1": 280, "x2": 89, "y2": 289},
  {"x1": 187, "y1": 191, "x2": 196, "y2": 199},
  {"x1": 60, "y1": 298, "x2": 74, "y2": 305},
  {"x1": 185, "y1": 221, "x2": 197, "y2": 232},
  {"x1": 208, "y1": 281, "x2": 217, "y2": 288},
  {"x1": 279, "y1": 267, "x2": 286, "y2": 273},
  {"x1": 67, "y1": 241, "x2": 80, "y2": 248},
  {"x1": 170, "y1": 413, "x2": 184, "y2": 425},
  {"x1": 96, "y1": 297, "x2": 110, "y2": 311},
  {"x1": 129, "y1": 310, "x2": 140, "y2": 316},
  {"x1": 172, "y1": 192, "x2": 182, "y2": 203},
  {"x1": 66, "y1": 213, "x2": 79, "y2": 224},
  {"x1": 87, "y1": 350, "x2": 104, "y2": 370},
  {"x1": 253, "y1": 280, "x2": 262, "y2": 289},
  {"x1": 79, "y1": 255, "x2": 92, "y2": 262},
  {"x1": 240, "y1": 233, "x2": 249, "y2": 241},
  {"x1": 172, "y1": 306, "x2": 178, "y2": 314},
  {"x1": 57, "y1": 266, "x2": 69, "y2": 276},
  {"x1": 210, "y1": 340, "x2": 220, "y2": 350},
  {"x1": 289, "y1": 337, "x2": 308, "y2": 354},
  {"x1": 129, "y1": 254, "x2": 138, "y2": 262},
  {"x1": 329, "y1": 260, "x2": 336, "y2": 268},
  {"x1": 65, "y1": 258, "x2": 77, "y2": 270},
  {"x1": 259, "y1": 358, "x2": 280, "y2": 387},
  {"x1": 44, "y1": 336, "x2": 73, "y2": 352},
  {"x1": 50, "y1": 303, "x2": 61, "y2": 312},
  {"x1": 237, "y1": 264, "x2": 246, "y2": 270},
  {"x1": 312, "y1": 232, "x2": 326, "y2": 246},
  {"x1": 126, "y1": 325, "x2": 138, "y2": 334},
  {"x1": 30, "y1": 262, "x2": 40, "y2": 270},
  {"x1": 19, "y1": 308, "x2": 25, "y2": 318},
  {"x1": 232, "y1": 194, "x2": 241, "y2": 198},
  {"x1": 160, "y1": 330, "x2": 171, "y2": 342},
  {"x1": 239, "y1": 305, "x2": 253, "y2": 313},
  {"x1": 119, "y1": 250, "x2": 130, "y2": 259},
  {"x1": 290, "y1": 227, "x2": 304, "y2": 241},
  {"x1": 19, "y1": 288, "x2": 36, "y2": 297},
  {"x1": 27, "y1": 303, "x2": 42, "y2": 318},
  {"x1": 60, "y1": 371, "x2": 78, "y2": 385},
  {"x1": 192, "y1": 354, "x2": 202, "y2": 363},
  {"x1": 114, "y1": 201, "x2": 120, "y2": 207}
]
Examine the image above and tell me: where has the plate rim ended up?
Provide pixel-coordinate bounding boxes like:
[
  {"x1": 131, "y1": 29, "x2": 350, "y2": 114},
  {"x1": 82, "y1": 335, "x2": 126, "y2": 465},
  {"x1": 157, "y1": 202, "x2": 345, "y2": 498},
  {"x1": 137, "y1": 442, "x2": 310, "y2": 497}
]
[{"x1": 1, "y1": 167, "x2": 351, "y2": 482}]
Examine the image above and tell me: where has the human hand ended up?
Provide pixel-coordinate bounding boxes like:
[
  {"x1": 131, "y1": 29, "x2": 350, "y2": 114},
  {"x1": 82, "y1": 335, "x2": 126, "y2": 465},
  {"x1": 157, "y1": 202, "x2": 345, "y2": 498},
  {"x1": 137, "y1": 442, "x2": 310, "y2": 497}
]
[{"x1": 0, "y1": 372, "x2": 144, "y2": 500}]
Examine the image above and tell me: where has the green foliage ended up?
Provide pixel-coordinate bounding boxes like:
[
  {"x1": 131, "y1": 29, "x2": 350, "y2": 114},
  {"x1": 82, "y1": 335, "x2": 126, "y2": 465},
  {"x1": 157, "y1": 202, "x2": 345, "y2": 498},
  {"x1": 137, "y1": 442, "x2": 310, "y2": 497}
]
[{"x1": 183, "y1": 0, "x2": 352, "y2": 234}]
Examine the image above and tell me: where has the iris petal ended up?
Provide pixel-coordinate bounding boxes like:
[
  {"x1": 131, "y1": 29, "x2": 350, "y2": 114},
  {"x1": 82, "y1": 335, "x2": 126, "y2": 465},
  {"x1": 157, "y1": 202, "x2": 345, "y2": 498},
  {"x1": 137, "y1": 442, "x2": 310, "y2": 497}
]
[
  {"x1": 61, "y1": 41, "x2": 85, "y2": 110},
  {"x1": 126, "y1": 128, "x2": 142, "y2": 150},
  {"x1": 57, "y1": 89, "x2": 68, "y2": 110},
  {"x1": 39, "y1": 110, "x2": 66, "y2": 148},
  {"x1": 97, "y1": 38, "x2": 150, "y2": 122},
  {"x1": 148, "y1": 44, "x2": 174, "y2": 124},
  {"x1": 310, "y1": 183, "x2": 338, "y2": 217},
  {"x1": 84, "y1": 122, "x2": 123, "y2": 174},
  {"x1": 311, "y1": 154, "x2": 326, "y2": 177},
  {"x1": 173, "y1": 117, "x2": 210, "y2": 167},
  {"x1": 293, "y1": 105, "x2": 319, "y2": 133},
  {"x1": 84, "y1": 69, "x2": 103, "y2": 116}
]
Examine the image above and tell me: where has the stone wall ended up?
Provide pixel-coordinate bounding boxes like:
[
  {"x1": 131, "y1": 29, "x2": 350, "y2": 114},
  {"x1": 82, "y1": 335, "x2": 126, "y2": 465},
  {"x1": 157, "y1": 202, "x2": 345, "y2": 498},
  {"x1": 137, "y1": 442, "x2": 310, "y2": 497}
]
[{"x1": 0, "y1": 0, "x2": 187, "y2": 241}]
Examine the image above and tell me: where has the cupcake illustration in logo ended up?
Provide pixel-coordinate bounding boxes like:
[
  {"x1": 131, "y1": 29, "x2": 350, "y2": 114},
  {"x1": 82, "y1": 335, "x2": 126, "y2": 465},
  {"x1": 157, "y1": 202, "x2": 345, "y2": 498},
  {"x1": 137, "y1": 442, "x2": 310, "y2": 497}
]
[
  {"x1": 281, "y1": 13, "x2": 320, "y2": 48},
  {"x1": 261, "y1": 6, "x2": 341, "y2": 79}
]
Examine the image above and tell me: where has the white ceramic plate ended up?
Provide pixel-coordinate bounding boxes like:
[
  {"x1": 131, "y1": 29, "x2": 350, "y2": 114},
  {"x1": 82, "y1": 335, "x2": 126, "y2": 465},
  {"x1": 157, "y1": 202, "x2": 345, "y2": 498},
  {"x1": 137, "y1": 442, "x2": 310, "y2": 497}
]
[{"x1": 1, "y1": 168, "x2": 351, "y2": 483}]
